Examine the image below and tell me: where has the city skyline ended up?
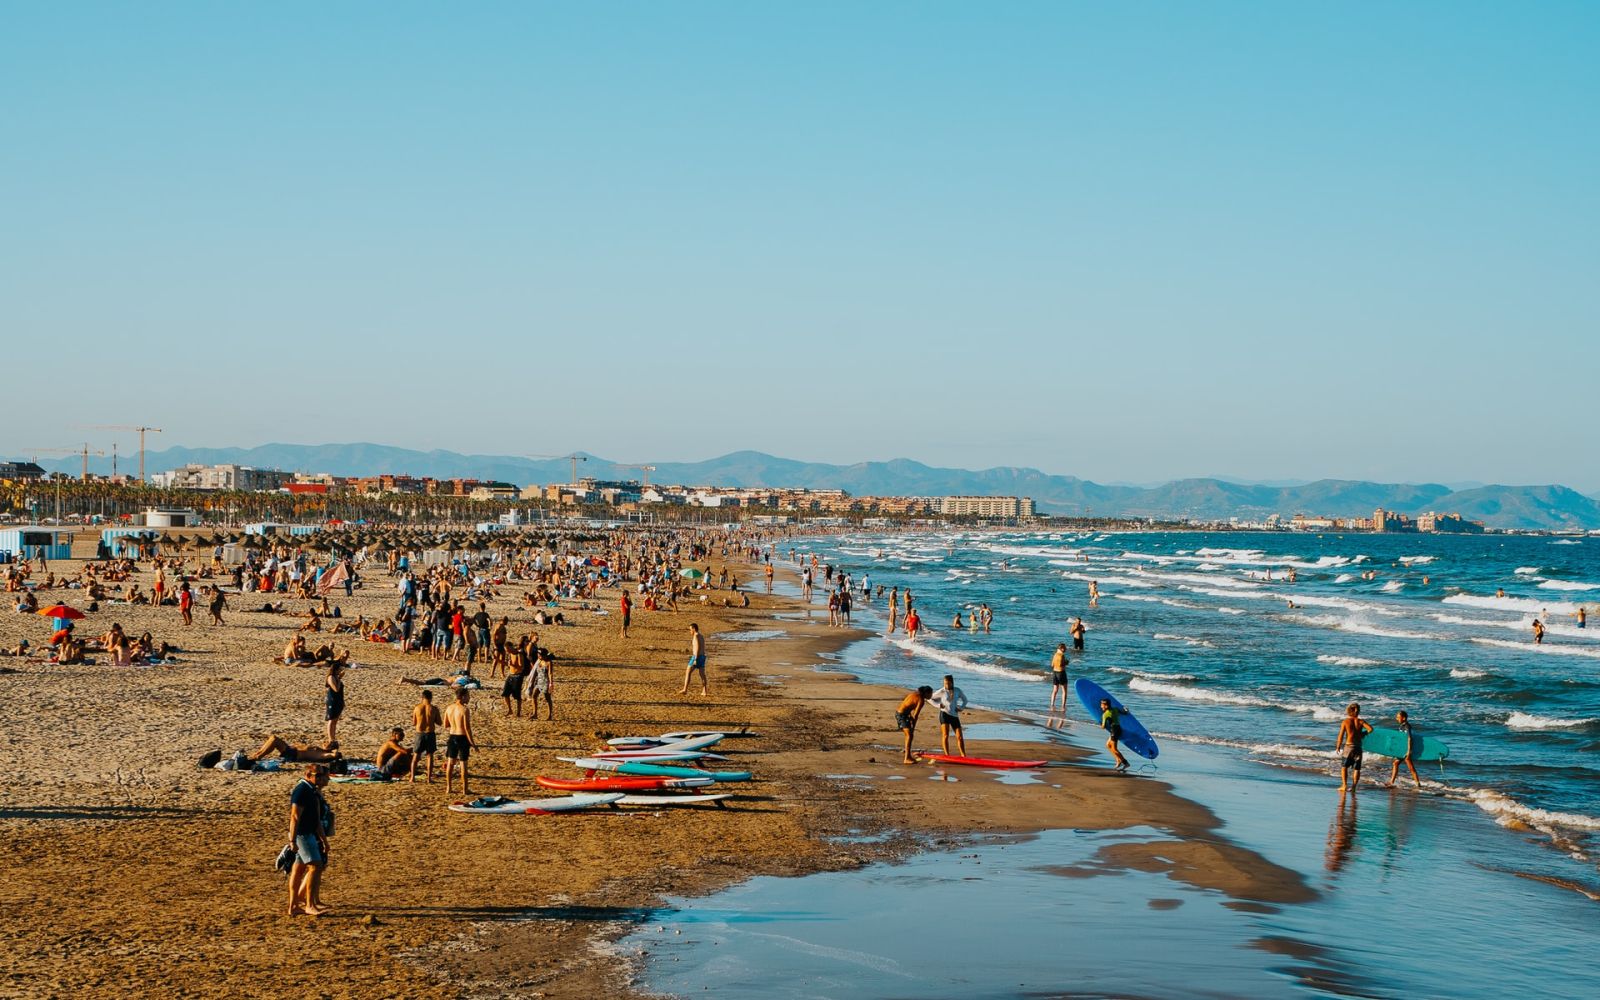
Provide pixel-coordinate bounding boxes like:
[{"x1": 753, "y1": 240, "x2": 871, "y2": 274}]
[{"x1": 5, "y1": 3, "x2": 1595, "y2": 487}]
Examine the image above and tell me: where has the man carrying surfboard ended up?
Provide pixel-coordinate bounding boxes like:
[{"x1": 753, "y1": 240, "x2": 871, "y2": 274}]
[
  {"x1": 895, "y1": 686, "x2": 935, "y2": 764},
  {"x1": 929, "y1": 675, "x2": 968, "y2": 757},
  {"x1": 1098, "y1": 698, "x2": 1130, "y2": 772},
  {"x1": 1335, "y1": 702, "x2": 1374, "y2": 792},
  {"x1": 1384, "y1": 710, "x2": 1422, "y2": 789}
]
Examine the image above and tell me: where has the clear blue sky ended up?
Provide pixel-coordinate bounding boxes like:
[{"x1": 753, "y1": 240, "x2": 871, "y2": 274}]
[{"x1": 3, "y1": 2, "x2": 1595, "y2": 489}]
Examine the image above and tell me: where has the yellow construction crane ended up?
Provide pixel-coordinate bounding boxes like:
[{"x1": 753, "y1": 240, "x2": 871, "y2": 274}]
[
  {"x1": 84, "y1": 425, "x2": 163, "y2": 484},
  {"x1": 526, "y1": 453, "x2": 588, "y2": 485}
]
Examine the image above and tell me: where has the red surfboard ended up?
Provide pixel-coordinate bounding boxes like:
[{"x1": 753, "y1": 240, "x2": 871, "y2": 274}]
[
  {"x1": 535, "y1": 775, "x2": 714, "y2": 792},
  {"x1": 915, "y1": 752, "x2": 1048, "y2": 769}
]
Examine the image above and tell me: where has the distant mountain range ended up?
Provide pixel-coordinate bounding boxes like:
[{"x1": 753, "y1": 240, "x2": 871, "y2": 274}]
[{"x1": 14, "y1": 443, "x2": 1600, "y2": 531}]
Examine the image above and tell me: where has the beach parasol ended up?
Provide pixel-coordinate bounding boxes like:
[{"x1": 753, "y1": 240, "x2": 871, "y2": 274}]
[
  {"x1": 679, "y1": 568, "x2": 705, "y2": 580},
  {"x1": 37, "y1": 604, "x2": 86, "y2": 621}
]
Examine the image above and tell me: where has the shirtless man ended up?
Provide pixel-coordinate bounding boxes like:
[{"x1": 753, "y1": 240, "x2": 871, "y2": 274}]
[
  {"x1": 375, "y1": 727, "x2": 413, "y2": 778},
  {"x1": 410, "y1": 690, "x2": 442, "y2": 782},
  {"x1": 1335, "y1": 703, "x2": 1374, "y2": 792},
  {"x1": 1532, "y1": 619, "x2": 1545, "y2": 645},
  {"x1": 1048, "y1": 642, "x2": 1070, "y2": 712},
  {"x1": 679, "y1": 623, "x2": 708, "y2": 696},
  {"x1": 248, "y1": 735, "x2": 341, "y2": 765},
  {"x1": 895, "y1": 685, "x2": 934, "y2": 764},
  {"x1": 443, "y1": 688, "x2": 478, "y2": 794},
  {"x1": 1070, "y1": 617, "x2": 1087, "y2": 652}
]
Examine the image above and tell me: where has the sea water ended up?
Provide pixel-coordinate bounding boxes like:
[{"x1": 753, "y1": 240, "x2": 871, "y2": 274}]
[{"x1": 627, "y1": 531, "x2": 1600, "y2": 998}]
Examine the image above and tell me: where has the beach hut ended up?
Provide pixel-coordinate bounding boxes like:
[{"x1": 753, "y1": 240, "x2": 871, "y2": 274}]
[
  {"x1": 141, "y1": 507, "x2": 200, "y2": 528},
  {"x1": 100, "y1": 527, "x2": 162, "y2": 558},
  {"x1": 0, "y1": 527, "x2": 75, "y2": 562}
]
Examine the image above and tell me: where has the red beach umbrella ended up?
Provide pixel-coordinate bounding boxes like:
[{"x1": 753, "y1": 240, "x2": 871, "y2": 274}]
[{"x1": 37, "y1": 605, "x2": 86, "y2": 621}]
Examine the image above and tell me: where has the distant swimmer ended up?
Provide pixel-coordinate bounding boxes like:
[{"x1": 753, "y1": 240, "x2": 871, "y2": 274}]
[
  {"x1": 1578, "y1": 607, "x2": 1588, "y2": 630},
  {"x1": 895, "y1": 686, "x2": 934, "y2": 764},
  {"x1": 1286, "y1": 599, "x2": 1300, "y2": 609},
  {"x1": 1098, "y1": 698, "x2": 1130, "y2": 772},
  {"x1": 1088, "y1": 581, "x2": 1100, "y2": 608},
  {"x1": 980, "y1": 604, "x2": 992, "y2": 633},
  {"x1": 904, "y1": 608, "x2": 921, "y2": 643},
  {"x1": 1070, "y1": 617, "x2": 1086, "y2": 652},
  {"x1": 1495, "y1": 588, "x2": 1506, "y2": 598},
  {"x1": 1532, "y1": 619, "x2": 1545, "y2": 645},
  {"x1": 952, "y1": 610, "x2": 965, "y2": 629},
  {"x1": 1048, "y1": 643, "x2": 1070, "y2": 713},
  {"x1": 1384, "y1": 710, "x2": 1422, "y2": 789},
  {"x1": 1335, "y1": 703, "x2": 1374, "y2": 792}
]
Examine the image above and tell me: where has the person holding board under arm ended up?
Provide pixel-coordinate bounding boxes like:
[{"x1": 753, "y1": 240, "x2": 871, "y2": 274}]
[
  {"x1": 1099, "y1": 698, "x2": 1130, "y2": 772},
  {"x1": 1385, "y1": 710, "x2": 1422, "y2": 789}
]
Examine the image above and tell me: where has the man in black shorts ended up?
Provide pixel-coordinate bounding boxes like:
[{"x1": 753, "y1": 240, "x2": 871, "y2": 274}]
[
  {"x1": 1049, "y1": 643, "x2": 1070, "y2": 712},
  {"x1": 895, "y1": 685, "x2": 934, "y2": 764},
  {"x1": 443, "y1": 688, "x2": 477, "y2": 795},
  {"x1": 929, "y1": 674, "x2": 968, "y2": 757},
  {"x1": 410, "y1": 689, "x2": 441, "y2": 783},
  {"x1": 1335, "y1": 702, "x2": 1373, "y2": 792}
]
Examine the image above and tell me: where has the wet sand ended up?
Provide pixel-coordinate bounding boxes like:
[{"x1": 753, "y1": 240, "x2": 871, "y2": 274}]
[{"x1": 0, "y1": 554, "x2": 1306, "y2": 998}]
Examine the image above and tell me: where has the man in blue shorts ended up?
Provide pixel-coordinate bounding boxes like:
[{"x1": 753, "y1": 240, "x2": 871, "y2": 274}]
[{"x1": 287, "y1": 764, "x2": 330, "y2": 916}]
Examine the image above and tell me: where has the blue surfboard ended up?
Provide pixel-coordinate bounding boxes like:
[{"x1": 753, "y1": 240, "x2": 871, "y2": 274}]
[{"x1": 1075, "y1": 678, "x2": 1159, "y2": 760}]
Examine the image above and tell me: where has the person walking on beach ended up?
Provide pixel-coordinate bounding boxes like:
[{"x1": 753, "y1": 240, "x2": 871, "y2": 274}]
[
  {"x1": 619, "y1": 591, "x2": 632, "y2": 638},
  {"x1": 443, "y1": 687, "x2": 478, "y2": 794},
  {"x1": 929, "y1": 674, "x2": 968, "y2": 757},
  {"x1": 1070, "y1": 617, "x2": 1086, "y2": 652},
  {"x1": 1336, "y1": 702, "x2": 1374, "y2": 792},
  {"x1": 904, "y1": 607, "x2": 921, "y2": 643},
  {"x1": 178, "y1": 580, "x2": 193, "y2": 627},
  {"x1": 895, "y1": 685, "x2": 934, "y2": 764},
  {"x1": 208, "y1": 586, "x2": 227, "y2": 625},
  {"x1": 527, "y1": 646, "x2": 555, "y2": 719},
  {"x1": 679, "y1": 623, "x2": 709, "y2": 696},
  {"x1": 286, "y1": 764, "x2": 330, "y2": 917},
  {"x1": 1048, "y1": 643, "x2": 1070, "y2": 712},
  {"x1": 887, "y1": 586, "x2": 899, "y2": 634},
  {"x1": 410, "y1": 690, "x2": 441, "y2": 782},
  {"x1": 1088, "y1": 581, "x2": 1099, "y2": 608},
  {"x1": 1385, "y1": 710, "x2": 1422, "y2": 789},
  {"x1": 324, "y1": 660, "x2": 346, "y2": 746},
  {"x1": 1098, "y1": 698, "x2": 1131, "y2": 772}
]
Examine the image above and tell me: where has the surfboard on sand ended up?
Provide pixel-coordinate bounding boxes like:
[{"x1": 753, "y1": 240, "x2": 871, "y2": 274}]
[
  {"x1": 1075, "y1": 678, "x2": 1160, "y2": 760},
  {"x1": 1362, "y1": 726, "x2": 1448, "y2": 761},
  {"x1": 915, "y1": 752, "x2": 1047, "y2": 769},
  {"x1": 448, "y1": 793, "x2": 624, "y2": 814}
]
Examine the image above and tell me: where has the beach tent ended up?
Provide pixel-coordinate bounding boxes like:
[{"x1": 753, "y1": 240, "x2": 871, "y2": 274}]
[{"x1": 0, "y1": 527, "x2": 76, "y2": 561}]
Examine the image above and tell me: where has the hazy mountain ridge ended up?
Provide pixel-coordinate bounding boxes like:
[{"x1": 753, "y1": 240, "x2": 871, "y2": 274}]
[{"x1": 15, "y1": 444, "x2": 1600, "y2": 530}]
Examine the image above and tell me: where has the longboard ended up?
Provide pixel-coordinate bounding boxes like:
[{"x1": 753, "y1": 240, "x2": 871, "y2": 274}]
[
  {"x1": 615, "y1": 793, "x2": 733, "y2": 806},
  {"x1": 536, "y1": 775, "x2": 715, "y2": 792},
  {"x1": 1361, "y1": 726, "x2": 1448, "y2": 761},
  {"x1": 916, "y1": 752, "x2": 1047, "y2": 769},
  {"x1": 564, "y1": 757, "x2": 753, "y2": 782},
  {"x1": 1075, "y1": 678, "x2": 1160, "y2": 760},
  {"x1": 605, "y1": 734, "x2": 726, "y2": 750},
  {"x1": 448, "y1": 792, "x2": 623, "y2": 814}
]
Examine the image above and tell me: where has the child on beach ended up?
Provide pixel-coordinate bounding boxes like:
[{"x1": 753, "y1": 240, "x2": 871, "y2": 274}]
[{"x1": 1099, "y1": 698, "x2": 1130, "y2": 772}]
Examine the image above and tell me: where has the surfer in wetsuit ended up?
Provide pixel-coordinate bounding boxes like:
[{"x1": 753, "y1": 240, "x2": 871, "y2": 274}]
[
  {"x1": 1336, "y1": 702, "x2": 1374, "y2": 792},
  {"x1": 1099, "y1": 698, "x2": 1130, "y2": 772},
  {"x1": 1385, "y1": 710, "x2": 1422, "y2": 789}
]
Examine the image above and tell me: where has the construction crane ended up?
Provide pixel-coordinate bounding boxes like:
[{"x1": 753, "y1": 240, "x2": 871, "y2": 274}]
[
  {"x1": 617, "y1": 464, "x2": 658, "y2": 486},
  {"x1": 84, "y1": 425, "x2": 163, "y2": 484},
  {"x1": 526, "y1": 453, "x2": 588, "y2": 485}
]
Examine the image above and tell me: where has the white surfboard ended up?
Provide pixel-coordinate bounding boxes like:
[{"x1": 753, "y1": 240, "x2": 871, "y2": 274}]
[{"x1": 448, "y1": 792, "x2": 623, "y2": 814}]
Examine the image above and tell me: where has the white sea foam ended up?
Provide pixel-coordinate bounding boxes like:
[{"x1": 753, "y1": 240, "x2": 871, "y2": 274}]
[
  {"x1": 1551, "y1": 539, "x2": 1583, "y2": 545},
  {"x1": 1300, "y1": 614, "x2": 1441, "y2": 641},
  {"x1": 1215, "y1": 606, "x2": 1246, "y2": 616},
  {"x1": 1116, "y1": 595, "x2": 1205, "y2": 611},
  {"x1": 1381, "y1": 580, "x2": 1404, "y2": 592},
  {"x1": 1472, "y1": 637, "x2": 1600, "y2": 659},
  {"x1": 1450, "y1": 668, "x2": 1489, "y2": 679},
  {"x1": 886, "y1": 639, "x2": 1042, "y2": 682},
  {"x1": 1334, "y1": 574, "x2": 1356, "y2": 584},
  {"x1": 1127, "y1": 677, "x2": 1342, "y2": 720},
  {"x1": 1538, "y1": 580, "x2": 1600, "y2": 591},
  {"x1": 1109, "y1": 666, "x2": 1199, "y2": 682},
  {"x1": 719, "y1": 629, "x2": 787, "y2": 643},
  {"x1": 1399, "y1": 556, "x2": 1436, "y2": 565},
  {"x1": 1317, "y1": 654, "x2": 1383, "y2": 667},
  {"x1": 1515, "y1": 566, "x2": 1542, "y2": 576},
  {"x1": 1151, "y1": 731, "x2": 1331, "y2": 762},
  {"x1": 1287, "y1": 593, "x2": 1402, "y2": 616},
  {"x1": 1152, "y1": 633, "x2": 1217, "y2": 648},
  {"x1": 1505, "y1": 711, "x2": 1600, "y2": 730},
  {"x1": 1466, "y1": 788, "x2": 1600, "y2": 835},
  {"x1": 1444, "y1": 593, "x2": 1580, "y2": 616}
]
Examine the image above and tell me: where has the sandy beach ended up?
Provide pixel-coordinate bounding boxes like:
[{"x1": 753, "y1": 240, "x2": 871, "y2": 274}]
[{"x1": 0, "y1": 538, "x2": 1310, "y2": 999}]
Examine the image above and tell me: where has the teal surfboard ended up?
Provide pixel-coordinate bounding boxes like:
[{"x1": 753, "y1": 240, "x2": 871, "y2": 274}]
[{"x1": 1361, "y1": 726, "x2": 1448, "y2": 761}]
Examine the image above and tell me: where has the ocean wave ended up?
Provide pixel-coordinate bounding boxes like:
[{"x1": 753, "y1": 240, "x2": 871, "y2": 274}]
[
  {"x1": 1152, "y1": 633, "x2": 1217, "y2": 648},
  {"x1": 1399, "y1": 556, "x2": 1437, "y2": 565},
  {"x1": 1300, "y1": 614, "x2": 1442, "y2": 641},
  {"x1": 1466, "y1": 788, "x2": 1600, "y2": 833},
  {"x1": 1381, "y1": 580, "x2": 1404, "y2": 592},
  {"x1": 1151, "y1": 731, "x2": 1331, "y2": 762},
  {"x1": 886, "y1": 639, "x2": 1042, "y2": 682},
  {"x1": 1109, "y1": 666, "x2": 1199, "y2": 681},
  {"x1": 1538, "y1": 580, "x2": 1600, "y2": 591},
  {"x1": 1127, "y1": 677, "x2": 1342, "y2": 720},
  {"x1": 1287, "y1": 593, "x2": 1402, "y2": 615},
  {"x1": 1551, "y1": 539, "x2": 1583, "y2": 545},
  {"x1": 1116, "y1": 594, "x2": 1205, "y2": 611},
  {"x1": 1515, "y1": 567, "x2": 1542, "y2": 576},
  {"x1": 1152, "y1": 571, "x2": 1263, "y2": 590},
  {"x1": 1444, "y1": 593, "x2": 1580, "y2": 616},
  {"x1": 1471, "y1": 637, "x2": 1600, "y2": 660},
  {"x1": 1505, "y1": 711, "x2": 1600, "y2": 731},
  {"x1": 1334, "y1": 574, "x2": 1356, "y2": 584},
  {"x1": 1216, "y1": 607, "x2": 1246, "y2": 616},
  {"x1": 1317, "y1": 654, "x2": 1383, "y2": 667},
  {"x1": 1450, "y1": 668, "x2": 1489, "y2": 679}
]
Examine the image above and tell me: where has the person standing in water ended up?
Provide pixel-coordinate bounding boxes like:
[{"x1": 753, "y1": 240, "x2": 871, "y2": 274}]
[
  {"x1": 1336, "y1": 702, "x2": 1374, "y2": 792},
  {"x1": 1098, "y1": 698, "x2": 1130, "y2": 772},
  {"x1": 1070, "y1": 617, "x2": 1086, "y2": 652},
  {"x1": 1048, "y1": 643, "x2": 1070, "y2": 713},
  {"x1": 1532, "y1": 619, "x2": 1545, "y2": 645},
  {"x1": 1385, "y1": 710, "x2": 1422, "y2": 789}
]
